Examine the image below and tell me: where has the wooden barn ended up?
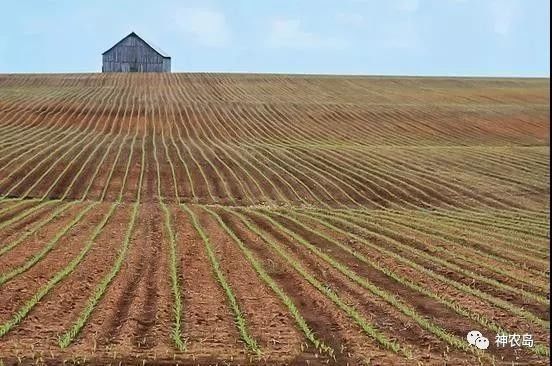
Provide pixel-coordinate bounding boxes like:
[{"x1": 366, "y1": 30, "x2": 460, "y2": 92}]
[{"x1": 102, "y1": 32, "x2": 171, "y2": 73}]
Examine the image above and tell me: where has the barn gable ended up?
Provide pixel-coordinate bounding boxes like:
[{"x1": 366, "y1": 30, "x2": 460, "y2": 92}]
[{"x1": 102, "y1": 32, "x2": 171, "y2": 73}]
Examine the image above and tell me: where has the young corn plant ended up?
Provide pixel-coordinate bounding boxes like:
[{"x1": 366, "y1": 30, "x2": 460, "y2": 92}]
[
  {"x1": 335, "y1": 210, "x2": 548, "y2": 304},
  {"x1": 259, "y1": 209, "x2": 492, "y2": 358},
  {"x1": 0, "y1": 203, "x2": 117, "y2": 338},
  {"x1": 182, "y1": 204, "x2": 261, "y2": 356},
  {"x1": 0, "y1": 203, "x2": 96, "y2": 285},
  {"x1": 296, "y1": 208, "x2": 551, "y2": 358},
  {"x1": 303, "y1": 209, "x2": 550, "y2": 329},
  {"x1": 0, "y1": 201, "x2": 76, "y2": 257},
  {"x1": 202, "y1": 206, "x2": 334, "y2": 357},
  {"x1": 160, "y1": 203, "x2": 186, "y2": 351},
  {"x1": 0, "y1": 200, "x2": 55, "y2": 231},
  {"x1": 58, "y1": 202, "x2": 139, "y2": 348},
  {"x1": 223, "y1": 207, "x2": 408, "y2": 358}
]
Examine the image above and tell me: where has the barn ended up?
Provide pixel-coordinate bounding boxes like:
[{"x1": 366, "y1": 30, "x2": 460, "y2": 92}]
[{"x1": 102, "y1": 32, "x2": 171, "y2": 73}]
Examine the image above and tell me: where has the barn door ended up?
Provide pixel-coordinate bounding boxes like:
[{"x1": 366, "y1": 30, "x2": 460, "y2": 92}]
[{"x1": 130, "y1": 54, "x2": 138, "y2": 72}]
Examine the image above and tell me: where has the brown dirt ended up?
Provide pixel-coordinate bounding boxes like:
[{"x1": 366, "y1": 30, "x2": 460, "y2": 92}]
[
  {"x1": 67, "y1": 203, "x2": 173, "y2": 359},
  {"x1": 0, "y1": 73, "x2": 549, "y2": 365},
  {"x1": 264, "y1": 211, "x2": 546, "y2": 364},
  {"x1": 220, "y1": 210, "x2": 407, "y2": 365},
  {"x1": 0, "y1": 202, "x2": 58, "y2": 243},
  {"x1": 0, "y1": 203, "x2": 110, "y2": 329},
  {"x1": 143, "y1": 204, "x2": 277, "y2": 363},
  {"x1": 241, "y1": 210, "x2": 483, "y2": 363},
  {"x1": 0, "y1": 201, "x2": 36, "y2": 222},
  {"x1": 192, "y1": 206, "x2": 304, "y2": 360},
  {"x1": 0, "y1": 203, "x2": 86, "y2": 276},
  {"x1": 296, "y1": 213, "x2": 551, "y2": 351},
  {"x1": 338, "y1": 213, "x2": 550, "y2": 318}
]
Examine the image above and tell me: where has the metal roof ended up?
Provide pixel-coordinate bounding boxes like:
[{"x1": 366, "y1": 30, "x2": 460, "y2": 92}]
[{"x1": 102, "y1": 32, "x2": 171, "y2": 58}]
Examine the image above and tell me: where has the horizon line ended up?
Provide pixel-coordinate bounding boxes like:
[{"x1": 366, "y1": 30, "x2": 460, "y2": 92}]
[{"x1": 0, "y1": 71, "x2": 549, "y2": 79}]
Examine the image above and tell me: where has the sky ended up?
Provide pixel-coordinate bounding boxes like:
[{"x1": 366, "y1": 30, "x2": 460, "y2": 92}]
[{"x1": 0, "y1": 0, "x2": 549, "y2": 76}]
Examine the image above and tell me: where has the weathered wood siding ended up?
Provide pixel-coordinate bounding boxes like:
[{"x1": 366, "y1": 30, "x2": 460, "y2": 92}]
[{"x1": 102, "y1": 35, "x2": 170, "y2": 73}]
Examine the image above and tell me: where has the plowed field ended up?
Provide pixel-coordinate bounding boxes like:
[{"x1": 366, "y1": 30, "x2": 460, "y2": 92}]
[{"x1": 0, "y1": 73, "x2": 549, "y2": 365}]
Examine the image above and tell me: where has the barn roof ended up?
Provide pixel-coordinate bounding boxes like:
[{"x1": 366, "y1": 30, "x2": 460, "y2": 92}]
[{"x1": 102, "y1": 32, "x2": 170, "y2": 58}]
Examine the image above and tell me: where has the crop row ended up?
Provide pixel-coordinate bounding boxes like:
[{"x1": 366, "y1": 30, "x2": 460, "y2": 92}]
[
  {"x1": 0, "y1": 201, "x2": 548, "y2": 362},
  {"x1": 0, "y1": 76, "x2": 548, "y2": 211}
]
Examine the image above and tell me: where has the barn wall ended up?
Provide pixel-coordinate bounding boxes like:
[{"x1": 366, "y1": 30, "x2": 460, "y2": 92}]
[
  {"x1": 102, "y1": 35, "x2": 171, "y2": 73},
  {"x1": 162, "y1": 58, "x2": 171, "y2": 72}
]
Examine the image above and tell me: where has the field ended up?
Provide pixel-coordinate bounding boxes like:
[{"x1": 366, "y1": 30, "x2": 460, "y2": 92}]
[{"x1": 0, "y1": 73, "x2": 549, "y2": 365}]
